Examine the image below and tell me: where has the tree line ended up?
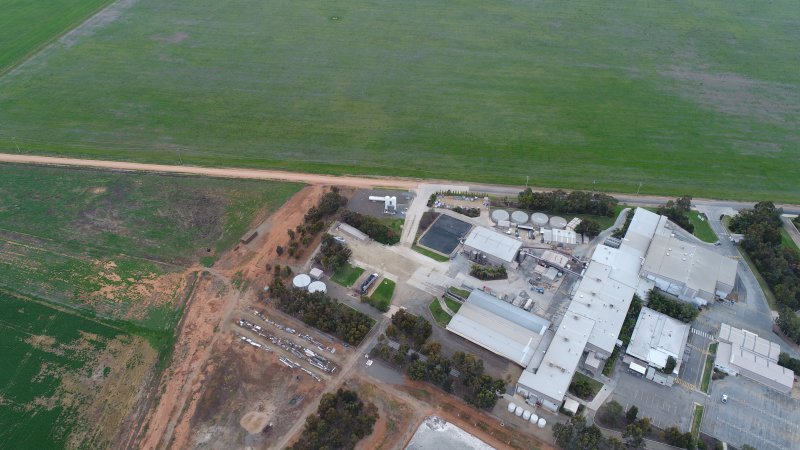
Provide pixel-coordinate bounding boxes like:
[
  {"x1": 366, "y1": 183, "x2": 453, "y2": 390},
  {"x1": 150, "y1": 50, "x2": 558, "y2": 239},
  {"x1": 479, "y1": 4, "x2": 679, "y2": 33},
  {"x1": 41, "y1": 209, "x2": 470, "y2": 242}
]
[
  {"x1": 277, "y1": 187, "x2": 347, "y2": 259},
  {"x1": 647, "y1": 289, "x2": 699, "y2": 323},
  {"x1": 270, "y1": 278, "x2": 373, "y2": 345},
  {"x1": 517, "y1": 188, "x2": 618, "y2": 217},
  {"x1": 288, "y1": 389, "x2": 377, "y2": 450},
  {"x1": 373, "y1": 310, "x2": 505, "y2": 410},
  {"x1": 657, "y1": 195, "x2": 694, "y2": 233},
  {"x1": 730, "y1": 202, "x2": 800, "y2": 343},
  {"x1": 341, "y1": 210, "x2": 400, "y2": 245},
  {"x1": 316, "y1": 234, "x2": 352, "y2": 272},
  {"x1": 470, "y1": 264, "x2": 507, "y2": 280}
]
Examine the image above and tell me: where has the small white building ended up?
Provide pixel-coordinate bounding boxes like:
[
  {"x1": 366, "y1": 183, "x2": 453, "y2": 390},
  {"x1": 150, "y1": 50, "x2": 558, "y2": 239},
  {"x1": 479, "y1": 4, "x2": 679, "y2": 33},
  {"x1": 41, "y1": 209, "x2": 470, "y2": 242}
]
[
  {"x1": 714, "y1": 323, "x2": 794, "y2": 394},
  {"x1": 541, "y1": 228, "x2": 577, "y2": 245},
  {"x1": 462, "y1": 226, "x2": 522, "y2": 265},
  {"x1": 626, "y1": 307, "x2": 690, "y2": 375}
]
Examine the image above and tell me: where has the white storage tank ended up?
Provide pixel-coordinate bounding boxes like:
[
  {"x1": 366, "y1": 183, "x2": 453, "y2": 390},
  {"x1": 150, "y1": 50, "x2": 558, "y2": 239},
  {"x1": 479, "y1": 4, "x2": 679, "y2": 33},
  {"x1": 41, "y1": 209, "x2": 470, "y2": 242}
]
[
  {"x1": 515, "y1": 406, "x2": 524, "y2": 416},
  {"x1": 308, "y1": 281, "x2": 327, "y2": 294},
  {"x1": 522, "y1": 410, "x2": 531, "y2": 420},
  {"x1": 491, "y1": 209, "x2": 510, "y2": 223},
  {"x1": 549, "y1": 216, "x2": 567, "y2": 229},
  {"x1": 537, "y1": 417, "x2": 546, "y2": 428},
  {"x1": 511, "y1": 211, "x2": 529, "y2": 224},
  {"x1": 530, "y1": 413, "x2": 538, "y2": 424},
  {"x1": 531, "y1": 212, "x2": 549, "y2": 227},
  {"x1": 507, "y1": 402, "x2": 517, "y2": 413},
  {"x1": 292, "y1": 274, "x2": 311, "y2": 289}
]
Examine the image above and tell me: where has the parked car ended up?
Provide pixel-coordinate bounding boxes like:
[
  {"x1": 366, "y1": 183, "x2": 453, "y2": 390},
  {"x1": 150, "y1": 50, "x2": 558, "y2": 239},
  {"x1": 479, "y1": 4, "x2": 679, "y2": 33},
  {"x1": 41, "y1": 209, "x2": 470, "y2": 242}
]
[
  {"x1": 333, "y1": 236, "x2": 346, "y2": 244},
  {"x1": 721, "y1": 394, "x2": 728, "y2": 404}
]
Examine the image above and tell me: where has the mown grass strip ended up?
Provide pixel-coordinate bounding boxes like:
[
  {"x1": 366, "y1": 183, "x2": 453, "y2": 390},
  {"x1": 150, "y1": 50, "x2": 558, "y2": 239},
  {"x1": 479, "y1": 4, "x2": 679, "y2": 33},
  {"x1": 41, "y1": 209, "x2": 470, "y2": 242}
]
[
  {"x1": 428, "y1": 299, "x2": 452, "y2": 327},
  {"x1": 332, "y1": 263, "x2": 364, "y2": 287},
  {"x1": 701, "y1": 342, "x2": 718, "y2": 393}
]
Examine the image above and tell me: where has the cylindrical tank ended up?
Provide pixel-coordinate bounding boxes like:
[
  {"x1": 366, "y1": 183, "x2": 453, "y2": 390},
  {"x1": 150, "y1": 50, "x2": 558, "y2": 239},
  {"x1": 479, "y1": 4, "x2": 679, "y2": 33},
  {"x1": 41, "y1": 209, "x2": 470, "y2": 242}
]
[
  {"x1": 537, "y1": 418, "x2": 546, "y2": 428},
  {"x1": 308, "y1": 281, "x2": 327, "y2": 294},
  {"x1": 531, "y1": 212, "x2": 549, "y2": 227},
  {"x1": 549, "y1": 216, "x2": 567, "y2": 229},
  {"x1": 507, "y1": 402, "x2": 517, "y2": 413},
  {"x1": 511, "y1": 211, "x2": 529, "y2": 224},
  {"x1": 292, "y1": 274, "x2": 311, "y2": 289},
  {"x1": 530, "y1": 414, "x2": 538, "y2": 424},
  {"x1": 491, "y1": 209, "x2": 510, "y2": 223},
  {"x1": 515, "y1": 406, "x2": 524, "y2": 417},
  {"x1": 522, "y1": 410, "x2": 531, "y2": 420}
]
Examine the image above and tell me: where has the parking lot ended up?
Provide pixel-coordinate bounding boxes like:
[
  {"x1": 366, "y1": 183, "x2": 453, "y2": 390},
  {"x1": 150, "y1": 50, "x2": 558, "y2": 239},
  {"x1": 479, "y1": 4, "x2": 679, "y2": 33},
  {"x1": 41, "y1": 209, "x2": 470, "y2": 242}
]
[
  {"x1": 678, "y1": 328, "x2": 714, "y2": 390},
  {"x1": 611, "y1": 363, "x2": 703, "y2": 432},
  {"x1": 703, "y1": 376, "x2": 800, "y2": 450}
]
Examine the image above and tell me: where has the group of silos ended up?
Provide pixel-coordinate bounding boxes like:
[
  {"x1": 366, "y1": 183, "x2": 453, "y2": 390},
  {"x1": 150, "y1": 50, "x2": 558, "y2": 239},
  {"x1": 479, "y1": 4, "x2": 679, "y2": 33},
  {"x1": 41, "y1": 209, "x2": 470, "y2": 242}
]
[
  {"x1": 292, "y1": 273, "x2": 327, "y2": 294},
  {"x1": 507, "y1": 402, "x2": 546, "y2": 428},
  {"x1": 491, "y1": 209, "x2": 567, "y2": 229}
]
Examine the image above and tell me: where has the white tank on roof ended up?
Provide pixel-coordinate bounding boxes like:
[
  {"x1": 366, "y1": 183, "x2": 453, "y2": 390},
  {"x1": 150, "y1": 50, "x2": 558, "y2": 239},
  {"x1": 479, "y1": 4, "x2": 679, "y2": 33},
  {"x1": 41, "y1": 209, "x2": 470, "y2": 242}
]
[{"x1": 292, "y1": 274, "x2": 311, "y2": 289}]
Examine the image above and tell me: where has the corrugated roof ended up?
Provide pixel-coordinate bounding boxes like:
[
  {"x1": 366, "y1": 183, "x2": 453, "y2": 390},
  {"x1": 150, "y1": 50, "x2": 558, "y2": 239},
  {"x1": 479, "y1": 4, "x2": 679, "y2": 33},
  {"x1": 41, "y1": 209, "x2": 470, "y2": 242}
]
[
  {"x1": 643, "y1": 234, "x2": 738, "y2": 296},
  {"x1": 463, "y1": 227, "x2": 522, "y2": 263},
  {"x1": 626, "y1": 307, "x2": 690, "y2": 370}
]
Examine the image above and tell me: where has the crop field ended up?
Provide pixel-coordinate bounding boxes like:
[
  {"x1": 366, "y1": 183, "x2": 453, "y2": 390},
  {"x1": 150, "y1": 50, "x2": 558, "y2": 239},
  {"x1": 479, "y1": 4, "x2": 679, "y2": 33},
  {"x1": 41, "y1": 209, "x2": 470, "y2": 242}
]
[
  {"x1": 0, "y1": 0, "x2": 799, "y2": 201},
  {"x1": 0, "y1": 0, "x2": 113, "y2": 74},
  {"x1": 0, "y1": 292, "x2": 156, "y2": 449},
  {"x1": 0, "y1": 164, "x2": 301, "y2": 447}
]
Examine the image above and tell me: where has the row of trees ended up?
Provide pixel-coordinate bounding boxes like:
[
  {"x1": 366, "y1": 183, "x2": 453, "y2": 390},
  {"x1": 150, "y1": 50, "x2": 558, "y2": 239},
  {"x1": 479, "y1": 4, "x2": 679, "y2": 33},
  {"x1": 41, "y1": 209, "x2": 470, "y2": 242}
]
[
  {"x1": 279, "y1": 187, "x2": 348, "y2": 258},
  {"x1": 270, "y1": 278, "x2": 373, "y2": 345},
  {"x1": 469, "y1": 264, "x2": 507, "y2": 280},
  {"x1": 386, "y1": 308, "x2": 432, "y2": 349},
  {"x1": 730, "y1": 202, "x2": 800, "y2": 342},
  {"x1": 288, "y1": 389, "x2": 377, "y2": 450},
  {"x1": 612, "y1": 209, "x2": 634, "y2": 238},
  {"x1": 657, "y1": 195, "x2": 694, "y2": 233},
  {"x1": 517, "y1": 189, "x2": 618, "y2": 217},
  {"x1": 779, "y1": 352, "x2": 800, "y2": 372},
  {"x1": 647, "y1": 289, "x2": 699, "y2": 323},
  {"x1": 340, "y1": 211, "x2": 400, "y2": 245},
  {"x1": 553, "y1": 415, "x2": 626, "y2": 450},
  {"x1": 451, "y1": 206, "x2": 480, "y2": 217}
]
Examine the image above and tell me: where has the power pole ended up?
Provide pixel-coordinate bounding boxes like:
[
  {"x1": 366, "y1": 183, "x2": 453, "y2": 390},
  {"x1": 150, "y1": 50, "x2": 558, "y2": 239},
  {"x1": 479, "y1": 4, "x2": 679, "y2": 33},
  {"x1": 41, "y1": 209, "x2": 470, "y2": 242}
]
[
  {"x1": 526, "y1": 176, "x2": 529, "y2": 189},
  {"x1": 12, "y1": 137, "x2": 20, "y2": 153},
  {"x1": 637, "y1": 181, "x2": 642, "y2": 195}
]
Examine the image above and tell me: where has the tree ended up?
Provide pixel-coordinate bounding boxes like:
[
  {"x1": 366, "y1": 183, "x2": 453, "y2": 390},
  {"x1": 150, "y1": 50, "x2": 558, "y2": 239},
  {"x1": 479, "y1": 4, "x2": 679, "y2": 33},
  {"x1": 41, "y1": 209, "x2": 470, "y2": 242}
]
[
  {"x1": 663, "y1": 356, "x2": 677, "y2": 374},
  {"x1": 625, "y1": 405, "x2": 638, "y2": 424},
  {"x1": 664, "y1": 426, "x2": 695, "y2": 449},
  {"x1": 623, "y1": 417, "x2": 650, "y2": 449},
  {"x1": 741, "y1": 445, "x2": 757, "y2": 450},
  {"x1": 647, "y1": 289, "x2": 699, "y2": 323},
  {"x1": 289, "y1": 389, "x2": 378, "y2": 450},
  {"x1": 287, "y1": 228, "x2": 296, "y2": 240},
  {"x1": 657, "y1": 196, "x2": 694, "y2": 233},
  {"x1": 407, "y1": 360, "x2": 427, "y2": 380},
  {"x1": 553, "y1": 415, "x2": 623, "y2": 450},
  {"x1": 576, "y1": 219, "x2": 601, "y2": 238},
  {"x1": 276, "y1": 245, "x2": 284, "y2": 256},
  {"x1": 569, "y1": 378, "x2": 594, "y2": 400},
  {"x1": 601, "y1": 400, "x2": 625, "y2": 428}
]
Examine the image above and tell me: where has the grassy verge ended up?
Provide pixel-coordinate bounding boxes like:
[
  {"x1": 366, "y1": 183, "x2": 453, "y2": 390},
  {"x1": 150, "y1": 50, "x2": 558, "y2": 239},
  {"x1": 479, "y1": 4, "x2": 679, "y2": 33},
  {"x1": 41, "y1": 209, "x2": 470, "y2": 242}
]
[
  {"x1": 689, "y1": 211, "x2": 718, "y2": 243},
  {"x1": 412, "y1": 243, "x2": 450, "y2": 262},
  {"x1": 381, "y1": 218, "x2": 405, "y2": 237},
  {"x1": 740, "y1": 251, "x2": 778, "y2": 310},
  {"x1": 780, "y1": 227, "x2": 800, "y2": 255},
  {"x1": 368, "y1": 279, "x2": 396, "y2": 312},
  {"x1": 603, "y1": 347, "x2": 620, "y2": 377},
  {"x1": 447, "y1": 286, "x2": 470, "y2": 299},
  {"x1": 332, "y1": 263, "x2": 365, "y2": 287},
  {"x1": 428, "y1": 299, "x2": 452, "y2": 327},
  {"x1": 444, "y1": 297, "x2": 462, "y2": 313},
  {"x1": 691, "y1": 404, "x2": 704, "y2": 439},
  {"x1": 569, "y1": 372, "x2": 603, "y2": 400},
  {"x1": 701, "y1": 342, "x2": 718, "y2": 393}
]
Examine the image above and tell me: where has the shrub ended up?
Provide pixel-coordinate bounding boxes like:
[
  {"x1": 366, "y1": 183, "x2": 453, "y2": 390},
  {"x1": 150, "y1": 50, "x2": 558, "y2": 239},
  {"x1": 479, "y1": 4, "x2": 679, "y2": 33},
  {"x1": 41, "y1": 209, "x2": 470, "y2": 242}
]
[{"x1": 470, "y1": 264, "x2": 507, "y2": 280}]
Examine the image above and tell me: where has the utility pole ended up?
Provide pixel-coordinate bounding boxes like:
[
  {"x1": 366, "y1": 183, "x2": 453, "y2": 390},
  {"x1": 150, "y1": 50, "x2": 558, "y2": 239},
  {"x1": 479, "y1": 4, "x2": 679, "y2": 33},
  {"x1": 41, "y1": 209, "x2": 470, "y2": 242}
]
[
  {"x1": 637, "y1": 181, "x2": 642, "y2": 195},
  {"x1": 12, "y1": 137, "x2": 20, "y2": 153},
  {"x1": 177, "y1": 148, "x2": 183, "y2": 165},
  {"x1": 526, "y1": 176, "x2": 529, "y2": 189}
]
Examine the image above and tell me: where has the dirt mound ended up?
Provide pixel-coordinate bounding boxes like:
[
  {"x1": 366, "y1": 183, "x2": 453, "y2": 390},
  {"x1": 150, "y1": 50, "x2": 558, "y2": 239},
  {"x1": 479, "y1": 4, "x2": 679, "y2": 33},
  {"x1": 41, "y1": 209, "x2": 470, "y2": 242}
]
[{"x1": 240, "y1": 411, "x2": 269, "y2": 434}]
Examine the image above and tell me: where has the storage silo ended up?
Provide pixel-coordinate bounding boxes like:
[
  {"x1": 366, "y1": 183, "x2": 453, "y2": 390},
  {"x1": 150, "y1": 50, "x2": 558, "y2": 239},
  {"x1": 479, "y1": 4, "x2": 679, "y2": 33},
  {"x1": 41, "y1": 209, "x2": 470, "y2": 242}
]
[
  {"x1": 522, "y1": 410, "x2": 531, "y2": 420},
  {"x1": 308, "y1": 281, "x2": 327, "y2": 294},
  {"x1": 511, "y1": 211, "x2": 529, "y2": 224},
  {"x1": 491, "y1": 209, "x2": 510, "y2": 223},
  {"x1": 292, "y1": 274, "x2": 311, "y2": 289},
  {"x1": 507, "y1": 402, "x2": 517, "y2": 413},
  {"x1": 530, "y1": 414, "x2": 538, "y2": 424},
  {"x1": 531, "y1": 212, "x2": 549, "y2": 227},
  {"x1": 514, "y1": 406, "x2": 524, "y2": 417},
  {"x1": 549, "y1": 216, "x2": 567, "y2": 229},
  {"x1": 537, "y1": 418, "x2": 546, "y2": 428}
]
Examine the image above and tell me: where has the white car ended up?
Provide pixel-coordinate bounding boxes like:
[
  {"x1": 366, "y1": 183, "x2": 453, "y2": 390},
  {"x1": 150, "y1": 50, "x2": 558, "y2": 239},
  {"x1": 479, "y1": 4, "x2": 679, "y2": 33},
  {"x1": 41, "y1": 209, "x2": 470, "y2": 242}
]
[
  {"x1": 721, "y1": 394, "x2": 728, "y2": 404},
  {"x1": 333, "y1": 236, "x2": 346, "y2": 244}
]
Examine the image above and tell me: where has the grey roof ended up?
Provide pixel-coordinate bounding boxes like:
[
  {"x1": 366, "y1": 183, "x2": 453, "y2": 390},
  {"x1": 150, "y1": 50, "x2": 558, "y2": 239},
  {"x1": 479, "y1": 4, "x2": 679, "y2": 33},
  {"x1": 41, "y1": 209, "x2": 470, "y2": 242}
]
[
  {"x1": 626, "y1": 307, "x2": 690, "y2": 370},
  {"x1": 531, "y1": 212, "x2": 549, "y2": 226},
  {"x1": 447, "y1": 291, "x2": 551, "y2": 366},
  {"x1": 643, "y1": 234, "x2": 738, "y2": 296},
  {"x1": 715, "y1": 323, "x2": 793, "y2": 391},
  {"x1": 463, "y1": 227, "x2": 522, "y2": 263},
  {"x1": 491, "y1": 209, "x2": 510, "y2": 223},
  {"x1": 549, "y1": 216, "x2": 567, "y2": 229},
  {"x1": 511, "y1": 211, "x2": 529, "y2": 224}
]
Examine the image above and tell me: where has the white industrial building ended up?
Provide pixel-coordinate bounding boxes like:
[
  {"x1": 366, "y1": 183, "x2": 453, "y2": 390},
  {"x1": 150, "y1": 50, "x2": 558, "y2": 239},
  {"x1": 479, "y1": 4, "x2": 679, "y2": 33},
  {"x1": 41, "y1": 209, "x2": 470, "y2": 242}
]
[
  {"x1": 447, "y1": 290, "x2": 551, "y2": 367},
  {"x1": 714, "y1": 323, "x2": 794, "y2": 394},
  {"x1": 541, "y1": 228, "x2": 577, "y2": 245},
  {"x1": 625, "y1": 307, "x2": 690, "y2": 375},
  {"x1": 642, "y1": 234, "x2": 738, "y2": 305},
  {"x1": 462, "y1": 226, "x2": 522, "y2": 265}
]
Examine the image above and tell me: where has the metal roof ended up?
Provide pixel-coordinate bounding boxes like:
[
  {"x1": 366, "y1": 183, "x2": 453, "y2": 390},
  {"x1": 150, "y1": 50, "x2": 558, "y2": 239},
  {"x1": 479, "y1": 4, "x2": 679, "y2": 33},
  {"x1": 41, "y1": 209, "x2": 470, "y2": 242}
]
[
  {"x1": 462, "y1": 227, "x2": 522, "y2": 263},
  {"x1": 643, "y1": 234, "x2": 738, "y2": 296},
  {"x1": 626, "y1": 307, "x2": 690, "y2": 370}
]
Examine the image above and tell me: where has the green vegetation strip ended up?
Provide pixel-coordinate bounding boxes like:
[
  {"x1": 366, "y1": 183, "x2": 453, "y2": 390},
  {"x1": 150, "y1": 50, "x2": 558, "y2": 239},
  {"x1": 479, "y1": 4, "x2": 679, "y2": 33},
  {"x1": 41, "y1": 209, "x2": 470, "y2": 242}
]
[
  {"x1": 368, "y1": 279, "x2": 396, "y2": 312},
  {"x1": 688, "y1": 211, "x2": 718, "y2": 243},
  {"x1": 691, "y1": 404, "x2": 704, "y2": 439},
  {"x1": 701, "y1": 342, "x2": 718, "y2": 393},
  {"x1": 428, "y1": 299, "x2": 452, "y2": 327},
  {"x1": 412, "y1": 244, "x2": 450, "y2": 262},
  {"x1": 2, "y1": 0, "x2": 799, "y2": 201},
  {"x1": 444, "y1": 297, "x2": 462, "y2": 313},
  {"x1": 331, "y1": 263, "x2": 364, "y2": 287}
]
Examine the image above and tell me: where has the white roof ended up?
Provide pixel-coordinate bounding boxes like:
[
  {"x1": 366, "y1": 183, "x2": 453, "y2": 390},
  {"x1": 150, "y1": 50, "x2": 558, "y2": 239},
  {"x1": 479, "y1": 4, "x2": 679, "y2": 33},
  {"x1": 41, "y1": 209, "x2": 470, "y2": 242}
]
[
  {"x1": 463, "y1": 227, "x2": 522, "y2": 263},
  {"x1": 626, "y1": 307, "x2": 690, "y2": 370},
  {"x1": 643, "y1": 234, "x2": 738, "y2": 295},
  {"x1": 563, "y1": 398, "x2": 580, "y2": 414},
  {"x1": 518, "y1": 312, "x2": 594, "y2": 404},
  {"x1": 541, "y1": 228, "x2": 577, "y2": 244},
  {"x1": 718, "y1": 323, "x2": 781, "y2": 362},
  {"x1": 292, "y1": 274, "x2": 311, "y2": 288},
  {"x1": 541, "y1": 250, "x2": 570, "y2": 268},
  {"x1": 715, "y1": 323, "x2": 793, "y2": 391},
  {"x1": 447, "y1": 290, "x2": 551, "y2": 366}
]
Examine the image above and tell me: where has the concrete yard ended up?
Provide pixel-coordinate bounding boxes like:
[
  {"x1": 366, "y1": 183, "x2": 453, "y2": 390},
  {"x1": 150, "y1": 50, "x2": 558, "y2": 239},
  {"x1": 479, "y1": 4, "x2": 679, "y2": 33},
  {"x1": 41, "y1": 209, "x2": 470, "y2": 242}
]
[
  {"x1": 703, "y1": 376, "x2": 800, "y2": 450},
  {"x1": 347, "y1": 189, "x2": 414, "y2": 218}
]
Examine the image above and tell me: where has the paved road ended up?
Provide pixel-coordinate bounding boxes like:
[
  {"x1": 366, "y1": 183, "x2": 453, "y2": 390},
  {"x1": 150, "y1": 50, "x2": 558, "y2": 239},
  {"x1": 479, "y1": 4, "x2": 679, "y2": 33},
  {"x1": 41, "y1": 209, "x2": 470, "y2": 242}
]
[{"x1": 781, "y1": 215, "x2": 800, "y2": 249}]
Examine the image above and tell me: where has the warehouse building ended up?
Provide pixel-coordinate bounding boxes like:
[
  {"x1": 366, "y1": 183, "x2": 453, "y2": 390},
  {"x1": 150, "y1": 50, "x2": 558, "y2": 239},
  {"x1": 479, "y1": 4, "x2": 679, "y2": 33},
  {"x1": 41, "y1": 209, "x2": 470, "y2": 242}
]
[
  {"x1": 641, "y1": 234, "x2": 738, "y2": 305},
  {"x1": 541, "y1": 228, "x2": 578, "y2": 245},
  {"x1": 714, "y1": 323, "x2": 794, "y2": 394},
  {"x1": 462, "y1": 226, "x2": 522, "y2": 265},
  {"x1": 447, "y1": 290, "x2": 551, "y2": 367},
  {"x1": 625, "y1": 307, "x2": 690, "y2": 377}
]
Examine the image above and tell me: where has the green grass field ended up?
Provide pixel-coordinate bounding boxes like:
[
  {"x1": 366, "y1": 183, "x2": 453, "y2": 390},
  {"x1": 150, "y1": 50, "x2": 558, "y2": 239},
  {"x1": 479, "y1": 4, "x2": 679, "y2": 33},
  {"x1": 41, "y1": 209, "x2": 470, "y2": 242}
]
[
  {"x1": 688, "y1": 211, "x2": 718, "y2": 243},
  {"x1": 369, "y1": 279, "x2": 396, "y2": 311},
  {"x1": 444, "y1": 297, "x2": 462, "y2": 314},
  {"x1": 412, "y1": 244, "x2": 450, "y2": 262},
  {"x1": 428, "y1": 299, "x2": 452, "y2": 327},
  {"x1": 1, "y1": 0, "x2": 798, "y2": 201},
  {"x1": 331, "y1": 263, "x2": 364, "y2": 287},
  {"x1": 0, "y1": 0, "x2": 113, "y2": 74}
]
